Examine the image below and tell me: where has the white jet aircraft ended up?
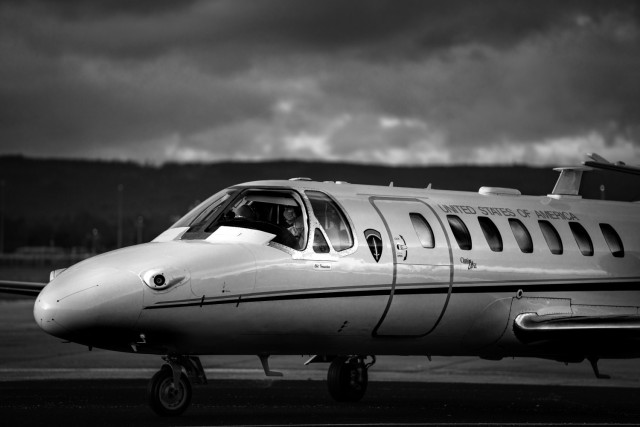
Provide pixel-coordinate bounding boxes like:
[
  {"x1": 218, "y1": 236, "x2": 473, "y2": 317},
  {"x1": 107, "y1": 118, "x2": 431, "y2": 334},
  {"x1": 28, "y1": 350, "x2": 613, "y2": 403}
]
[{"x1": 1, "y1": 154, "x2": 639, "y2": 416}]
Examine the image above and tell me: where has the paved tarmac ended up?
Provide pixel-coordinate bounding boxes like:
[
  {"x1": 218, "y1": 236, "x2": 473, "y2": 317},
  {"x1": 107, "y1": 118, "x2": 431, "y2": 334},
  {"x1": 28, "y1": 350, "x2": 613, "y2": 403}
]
[
  {"x1": 2, "y1": 299, "x2": 640, "y2": 426},
  {"x1": 2, "y1": 378, "x2": 640, "y2": 426}
]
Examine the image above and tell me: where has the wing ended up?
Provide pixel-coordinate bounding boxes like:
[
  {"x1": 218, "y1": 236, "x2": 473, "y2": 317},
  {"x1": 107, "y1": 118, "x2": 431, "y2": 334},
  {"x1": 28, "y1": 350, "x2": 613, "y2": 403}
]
[{"x1": 0, "y1": 280, "x2": 47, "y2": 297}]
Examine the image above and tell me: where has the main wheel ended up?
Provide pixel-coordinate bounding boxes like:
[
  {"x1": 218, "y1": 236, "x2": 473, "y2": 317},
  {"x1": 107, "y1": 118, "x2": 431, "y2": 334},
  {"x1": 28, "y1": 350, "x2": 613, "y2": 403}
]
[
  {"x1": 327, "y1": 357, "x2": 368, "y2": 402},
  {"x1": 147, "y1": 367, "x2": 192, "y2": 416}
]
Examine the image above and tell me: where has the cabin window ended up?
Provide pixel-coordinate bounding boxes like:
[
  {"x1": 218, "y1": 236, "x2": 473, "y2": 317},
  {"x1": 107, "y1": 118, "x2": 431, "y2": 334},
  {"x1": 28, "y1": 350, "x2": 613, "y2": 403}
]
[
  {"x1": 478, "y1": 217, "x2": 503, "y2": 252},
  {"x1": 508, "y1": 219, "x2": 533, "y2": 253},
  {"x1": 600, "y1": 223, "x2": 624, "y2": 257},
  {"x1": 447, "y1": 215, "x2": 472, "y2": 250},
  {"x1": 306, "y1": 191, "x2": 354, "y2": 252},
  {"x1": 312, "y1": 228, "x2": 330, "y2": 253},
  {"x1": 569, "y1": 222, "x2": 593, "y2": 256},
  {"x1": 538, "y1": 220, "x2": 563, "y2": 255},
  {"x1": 410, "y1": 213, "x2": 435, "y2": 248}
]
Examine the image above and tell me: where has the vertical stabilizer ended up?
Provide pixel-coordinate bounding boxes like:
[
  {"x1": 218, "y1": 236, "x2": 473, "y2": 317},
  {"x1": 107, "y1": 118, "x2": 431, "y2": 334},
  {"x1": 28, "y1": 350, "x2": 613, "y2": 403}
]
[{"x1": 550, "y1": 166, "x2": 592, "y2": 198}]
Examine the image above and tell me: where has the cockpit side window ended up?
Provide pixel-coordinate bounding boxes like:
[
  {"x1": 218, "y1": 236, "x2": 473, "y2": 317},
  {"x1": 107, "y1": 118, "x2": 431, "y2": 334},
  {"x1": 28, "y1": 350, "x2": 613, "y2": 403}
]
[
  {"x1": 210, "y1": 189, "x2": 307, "y2": 250},
  {"x1": 179, "y1": 188, "x2": 307, "y2": 250},
  {"x1": 306, "y1": 191, "x2": 354, "y2": 252}
]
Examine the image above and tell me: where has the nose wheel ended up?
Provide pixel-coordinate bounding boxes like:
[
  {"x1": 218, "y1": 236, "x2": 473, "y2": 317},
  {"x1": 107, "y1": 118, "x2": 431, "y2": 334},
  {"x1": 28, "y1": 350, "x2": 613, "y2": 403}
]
[
  {"x1": 147, "y1": 366, "x2": 192, "y2": 416},
  {"x1": 147, "y1": 355, "x2": 206, "y2": 417},
  {"x1": 327, "y1": 356, "x2": 373, "y2": 402}
]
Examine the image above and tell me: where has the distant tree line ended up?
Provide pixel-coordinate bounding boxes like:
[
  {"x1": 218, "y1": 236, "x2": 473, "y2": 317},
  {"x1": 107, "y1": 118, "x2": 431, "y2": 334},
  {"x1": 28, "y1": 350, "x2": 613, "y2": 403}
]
[
  {"x1": 0, "y1": 155, "x2": 635, "y2": 254},
  {"x1": 1, "y1": 212, "x2": 168, "y2": 254}
]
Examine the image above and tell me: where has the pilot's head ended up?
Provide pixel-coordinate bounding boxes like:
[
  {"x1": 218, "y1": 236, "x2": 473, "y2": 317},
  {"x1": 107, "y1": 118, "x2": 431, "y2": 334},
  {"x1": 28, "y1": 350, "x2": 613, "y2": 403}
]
[{"x1": 283, "y1": 206, "x2": 297, "y2": 223}]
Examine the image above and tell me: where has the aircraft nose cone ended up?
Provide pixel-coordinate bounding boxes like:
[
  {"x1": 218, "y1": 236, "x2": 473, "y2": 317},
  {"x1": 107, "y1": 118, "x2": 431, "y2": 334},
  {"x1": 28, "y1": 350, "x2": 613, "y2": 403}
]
[
  {"x1": 33, "y1": 291, "x2": 64, "y2": 336},
  {"x1": 33, "y1": 267, "x2": 143, "y2": 348}
]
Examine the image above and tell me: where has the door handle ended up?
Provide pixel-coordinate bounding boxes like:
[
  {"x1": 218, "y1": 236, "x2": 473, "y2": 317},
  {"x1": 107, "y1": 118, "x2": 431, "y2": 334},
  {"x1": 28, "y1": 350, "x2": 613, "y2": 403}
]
[{"x1": 393, "y1": 235, "x2": 408, "y2": 261}]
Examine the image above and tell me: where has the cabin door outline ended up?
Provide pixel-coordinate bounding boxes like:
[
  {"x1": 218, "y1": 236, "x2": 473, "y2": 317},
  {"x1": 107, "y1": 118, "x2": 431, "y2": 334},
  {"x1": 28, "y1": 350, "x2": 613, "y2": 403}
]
[{"x1": 370, "y1": 197, "x2": 454, "y2": 337}]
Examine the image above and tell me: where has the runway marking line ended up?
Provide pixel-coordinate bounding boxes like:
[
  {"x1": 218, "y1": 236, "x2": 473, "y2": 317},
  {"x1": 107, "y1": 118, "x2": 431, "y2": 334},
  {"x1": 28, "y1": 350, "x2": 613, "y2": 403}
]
[{"x1": 198, "y1": 424, "x2": 640, "y2": 427}]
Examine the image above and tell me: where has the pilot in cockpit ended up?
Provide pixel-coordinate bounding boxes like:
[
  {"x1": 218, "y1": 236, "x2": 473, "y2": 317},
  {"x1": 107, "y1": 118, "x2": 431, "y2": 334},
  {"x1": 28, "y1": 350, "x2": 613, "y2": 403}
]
[{"x1": 283, "y1": 206, "x2": 304, "y2": 249}]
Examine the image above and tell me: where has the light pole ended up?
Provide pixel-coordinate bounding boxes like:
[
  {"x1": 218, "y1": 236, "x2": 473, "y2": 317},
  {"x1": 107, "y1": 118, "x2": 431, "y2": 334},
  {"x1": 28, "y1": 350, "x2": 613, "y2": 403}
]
[
  {"x1": 91, "y1": 227, "x2": 99, "y2": 254},
  {"x1": 136, "y1": 215, "x2": 144, "y2": 244},
  {"x1": 0, "y1": 180, "x2": 5, "y2": 254},
  {"x1": 117, "y1": 184, "x2": 123, "y2": 248}
]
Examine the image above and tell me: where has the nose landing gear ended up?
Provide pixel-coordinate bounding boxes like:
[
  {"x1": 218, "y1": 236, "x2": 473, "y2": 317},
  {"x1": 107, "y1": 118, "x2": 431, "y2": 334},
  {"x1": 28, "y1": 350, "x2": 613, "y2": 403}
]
[
  {"x1": 147, "y1": 367, "x2": 192, "y2": 416},
  {"x1": 147, "y1": 355, "x2": 207, "y2": 417},
  {"x1": 327, "y1": 355, "x2": 375, "y2": 402}
]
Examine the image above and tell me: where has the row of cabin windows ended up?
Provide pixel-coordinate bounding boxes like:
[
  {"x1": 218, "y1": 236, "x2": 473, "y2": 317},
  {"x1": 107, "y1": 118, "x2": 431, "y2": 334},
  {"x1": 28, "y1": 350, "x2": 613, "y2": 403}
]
[{"x1": 409, "y1": 213, "x2": 624, "y2": 258}]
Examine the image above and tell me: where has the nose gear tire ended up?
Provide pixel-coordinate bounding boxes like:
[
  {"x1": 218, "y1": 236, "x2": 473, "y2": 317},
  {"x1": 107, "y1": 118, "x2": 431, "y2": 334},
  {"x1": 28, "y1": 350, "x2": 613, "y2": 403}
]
[{"x1": 147, "y1": 368, "x2": 192, "y2": 416}]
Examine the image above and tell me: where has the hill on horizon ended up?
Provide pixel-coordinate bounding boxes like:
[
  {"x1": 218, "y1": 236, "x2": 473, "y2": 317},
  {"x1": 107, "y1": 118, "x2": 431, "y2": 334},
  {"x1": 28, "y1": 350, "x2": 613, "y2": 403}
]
[{"x1": 0, "y1": 156, "x2": 636, "y2": 253}]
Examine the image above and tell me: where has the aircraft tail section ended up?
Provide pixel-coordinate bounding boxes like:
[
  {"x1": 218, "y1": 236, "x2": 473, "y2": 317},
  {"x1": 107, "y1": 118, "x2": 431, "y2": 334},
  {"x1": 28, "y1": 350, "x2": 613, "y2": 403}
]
[{"x1": 584, "y1": 152, "x2": 640, "y2": 176}]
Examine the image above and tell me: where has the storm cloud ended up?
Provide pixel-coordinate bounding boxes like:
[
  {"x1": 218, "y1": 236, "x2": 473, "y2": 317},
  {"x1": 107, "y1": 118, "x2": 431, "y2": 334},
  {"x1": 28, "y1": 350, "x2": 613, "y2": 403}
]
[{"x1": 1, "y1": 0, "x2": 639, "y2": 165}]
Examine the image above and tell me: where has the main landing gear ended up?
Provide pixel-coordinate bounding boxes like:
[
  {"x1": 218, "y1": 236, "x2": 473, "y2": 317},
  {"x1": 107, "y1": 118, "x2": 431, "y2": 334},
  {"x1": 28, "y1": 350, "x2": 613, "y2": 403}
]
[
  {"x1": 327, "y1": 356, "x2": 376, "y2": 402},
  {"x1": 147, "y1": 355, "x2": 207, "y2": 417}
]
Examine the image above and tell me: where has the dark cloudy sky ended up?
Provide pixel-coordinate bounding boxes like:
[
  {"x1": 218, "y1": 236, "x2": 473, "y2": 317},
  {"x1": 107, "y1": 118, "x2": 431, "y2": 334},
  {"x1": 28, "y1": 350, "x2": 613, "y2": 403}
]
[{"x1": 1, "y1": 0, "x2": 639, "y2": 165}]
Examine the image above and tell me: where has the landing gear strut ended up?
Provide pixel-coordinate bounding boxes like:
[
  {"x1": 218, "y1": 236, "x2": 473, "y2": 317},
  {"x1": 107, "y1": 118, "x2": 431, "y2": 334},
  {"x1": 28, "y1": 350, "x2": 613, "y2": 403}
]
[
  {"x1": 147, "y1": 355, "x2": 207, "y2": 417},
  {"x1": 327, "y1": 356, "x2": 375, "y2": 402}
]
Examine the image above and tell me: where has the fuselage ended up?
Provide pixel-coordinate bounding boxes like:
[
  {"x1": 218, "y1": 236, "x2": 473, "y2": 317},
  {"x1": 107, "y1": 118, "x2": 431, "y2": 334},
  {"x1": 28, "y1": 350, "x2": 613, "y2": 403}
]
[{"x1": 34, "y1": 180, "x2": 640, "y2": 361}]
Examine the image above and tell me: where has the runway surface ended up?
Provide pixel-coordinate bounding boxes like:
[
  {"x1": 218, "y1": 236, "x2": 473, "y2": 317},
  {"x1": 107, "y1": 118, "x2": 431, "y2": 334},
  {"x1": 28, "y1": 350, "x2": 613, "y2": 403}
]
[
  {"x1": 2, "y1": 378, "x2": 640, "y2": 426},
  {"x1": 2, "y1": 299, "x2": 640, "y2": 426}
]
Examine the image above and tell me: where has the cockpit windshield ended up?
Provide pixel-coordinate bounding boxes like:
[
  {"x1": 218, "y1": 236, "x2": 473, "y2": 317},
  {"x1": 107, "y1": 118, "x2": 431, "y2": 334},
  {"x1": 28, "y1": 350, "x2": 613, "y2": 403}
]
[
  {"x1": 179, "y1": 188, "x2": 308, "y2": 250},
  {"x1": 172, "y1": 189, "x2": 236, "y2": 229}
]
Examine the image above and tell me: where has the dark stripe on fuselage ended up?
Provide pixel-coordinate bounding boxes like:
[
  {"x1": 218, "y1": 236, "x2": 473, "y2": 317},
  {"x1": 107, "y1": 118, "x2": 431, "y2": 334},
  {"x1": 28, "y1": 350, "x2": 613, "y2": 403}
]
[{"x1": 143, "y1": 278, "x2": 640, "y2": 310}]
